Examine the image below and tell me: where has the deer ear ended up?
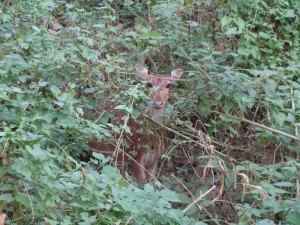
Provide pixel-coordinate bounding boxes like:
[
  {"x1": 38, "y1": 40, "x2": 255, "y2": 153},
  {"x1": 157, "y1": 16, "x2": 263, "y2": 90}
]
[
  {"x1": 170, "y1": 69, "x2": 183, "y2": 82},
  {"x1": 135, "y1": 64, "x2": 149, "y2": 76}
]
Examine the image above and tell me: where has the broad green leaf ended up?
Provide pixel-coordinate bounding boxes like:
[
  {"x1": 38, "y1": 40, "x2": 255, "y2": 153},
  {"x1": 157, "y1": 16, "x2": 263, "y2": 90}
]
[
  {"x1": 221, "y1": 16, "x2": 232, "y2": 27},
  {"x1": 148, "y1": 31, "x2": 164, "y2": 40},
  {"x1": 225, "y1": 27, "x2": 240, "y2": 36},
  {"x1": 235, "y1": 18, "x2": 245, "y2": 29},
  {"x1": 186, "y1": 0, "x2": 194, "y2": 5},
  {"x1": 0, "y1": 184, "x2": 13, "y2": 191},
  {"x1": 42, "y1": 113, "x2": 54, "y2": 123},
  {"x1": 76, "y1": 107, "x2": 84, "y2": 115},
  {"x1": 25, "y1": 144, "x2": 48, "y2": 160},
  {"x1": 32, "y1": 25, "x2": 40, "y2": 32},
  {"x1": 38, "y1": 81, "x2": 48, "y2": 87},
  {"x1": 273, "y1": 182, "x2": 294, "y2": 187},
  {"x1": 92, "y1": 152, "x2": 110, "y2": 164},
  {"x1": 15, "y1": 193, "x2": 30, "y2": 207},
  {"x1": 219, "y1": 115, "x2": 239, "y2": 123},
  {"x1": 229, "y1": 1, "x2": 238, "y2": 11},
  {"x1": 272, "y1": 112, "x2": 285, "y2": 127},
  {"x1": 285, "y1": 9, "x2": 295, "y2": 18},
  {"x1": 286, "y1": 211, "x2": 300, "y2": 225},
  {"x1": 259, "y1": 32, "x2": 271, "y2": 39},
  {"x1": 256, "y1": 219, "x2": 275, "y2": 225},
  {"x1": 159, "y1": 189, "x2": 181, "y2": 202},
  {"x1": 12, "y1": 87, "x2": 23, "y2": 93},
  {"x1": 51, "y1": 85, "x2": 61, "y2": 96},
  {"x1": 294, "y1": 90, "x2": 300, "y2": 98},
  {"x1": 0, "y1": 194, "x2": 13, "y2": 202}
]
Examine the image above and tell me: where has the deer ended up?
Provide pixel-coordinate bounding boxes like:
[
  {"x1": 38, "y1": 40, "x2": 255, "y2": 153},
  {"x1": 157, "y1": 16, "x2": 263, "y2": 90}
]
[{"x1": 89, "y1": 64, "x2": 183, "y2": 186}]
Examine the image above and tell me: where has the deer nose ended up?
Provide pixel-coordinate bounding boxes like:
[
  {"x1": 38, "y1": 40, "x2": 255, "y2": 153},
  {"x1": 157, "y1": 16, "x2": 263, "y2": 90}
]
[{"x1": 154, "y1": 100, "x2": 163, "y2": 109}]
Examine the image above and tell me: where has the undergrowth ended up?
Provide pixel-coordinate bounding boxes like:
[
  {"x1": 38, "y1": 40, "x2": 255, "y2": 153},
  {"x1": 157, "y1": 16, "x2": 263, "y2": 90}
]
[{"x1": 0, "y1": 0, "x2": 299, "y2": 224}]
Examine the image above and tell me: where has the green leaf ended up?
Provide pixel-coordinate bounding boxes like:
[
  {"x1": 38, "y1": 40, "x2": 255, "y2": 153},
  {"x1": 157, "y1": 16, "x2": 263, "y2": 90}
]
[
  {"x1": 0, "y1": 193, "x2": 14, "y2": 202},
  {"x1": 294, "y1": 90, "x2": 300, "y2": 98},
  {"x1": 0, "y1": 184, "x2": 13, "y2": 191},
  {"x1": 235, "y1": 18, "x2": 245, "y2": 29},
  {"x1": 273, "y1": 182, "x2": 294, "y2": 187},
  {"x1": 76, "y1": 107, "x2": 84, "y2": 115},
  {"x1": 114, "y1": 105, "x2": 133, "y2": 114},
  {"x1": 42, "y1": 113, "x2": 54, "y2": 123},
  {"x1": 178, "y1": 193, "x2": 192, "y2": 204},
  {"x1": 25, "y1": 144, "x2": 48, "y2": 160},
  {"x1": 92, "y1": 152, "x2": 110, "y2": 164},
  {"x1": 15, "y1": 193, "x2": 30, "y2": 207},
  {"x1": 272, "y1": 112, "x2": 285, "y2": 127},
  {"x1": 148, "y1": 31, "x2": 164, "y2": 40},
  {"x1": 32, "y1": 25, "x2": 40, "y2": 32},
  {"x1": 286, "y1": 211, "x2": 300, "y2": 225},
  {"x1": 256, "y1": 219, "x2": 275, "y2": 225},
  {"x1": 38, "y1": 81, "x2": 48, "y2": 87},
  {"x1": 11, "y1": 160, "x2": 32, "y2": 178},
  {"x1": 221, "y1": 16, "x2": 232, "y2": 27},
  {"x1": 12, "y1": 87, "x2": 23, "y2": 93},
  {"x1": 229, "y1": 1, "x2": 238, "y2": 11},
  {"x1": 263, "y1": 198, "x2": 284, "y2": 214},
  {"x1": 259, "y1": 32, "x2": 271, "y2": 39},
  {"x1": 219, "y1": 115, "x2": 239, "y2": 123},
  {"x1": 285, "y1": 9, "x2": 295, "y2": 18},
  {"x1": 93, "y1": 23, "x2": 105, "y2": 28},
  {"x1": 185, "y1": 0, "x2": 194, "y2": 5},
  {"x1": 225, "y1": 27, "x2": 241, "y2": 36},
  {"x1": 51, "y1": 85, "x2": 61, "y2": 96},
  {"x1": 159, "y1": 189, "x2": 181, "y2": 202}
]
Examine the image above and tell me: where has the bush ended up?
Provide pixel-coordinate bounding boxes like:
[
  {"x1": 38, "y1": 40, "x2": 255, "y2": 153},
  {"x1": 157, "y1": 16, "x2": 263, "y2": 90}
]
[{"x1": 1, "y1": 0, "x2": 299, "y2": 224}]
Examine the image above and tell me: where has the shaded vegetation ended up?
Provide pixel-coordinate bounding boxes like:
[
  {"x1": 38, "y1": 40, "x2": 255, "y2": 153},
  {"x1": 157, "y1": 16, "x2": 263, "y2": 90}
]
[{"x1": 0, "y1": 0, "x2": 300, "y2": 224}]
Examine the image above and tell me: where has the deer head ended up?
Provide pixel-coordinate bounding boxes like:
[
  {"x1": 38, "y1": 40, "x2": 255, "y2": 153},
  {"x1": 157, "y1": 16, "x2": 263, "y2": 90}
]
[{"x1": 135, "y1": 64, "x2": 183, "y2": 115}]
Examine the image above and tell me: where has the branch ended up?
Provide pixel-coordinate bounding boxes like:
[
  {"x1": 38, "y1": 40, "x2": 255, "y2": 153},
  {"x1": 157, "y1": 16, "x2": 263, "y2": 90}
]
[{"x1": 211, "y1": 111, "x2": 299, "y2": 141}]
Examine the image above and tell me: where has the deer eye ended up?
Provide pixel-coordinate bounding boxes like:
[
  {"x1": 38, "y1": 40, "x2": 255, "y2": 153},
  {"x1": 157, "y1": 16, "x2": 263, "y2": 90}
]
[
  {"x1": 166, "y1": 83, "x2": 171, "y2": 88},
  {"x1": 146, "y1": 82, "x2": 153, "y2": 88}
]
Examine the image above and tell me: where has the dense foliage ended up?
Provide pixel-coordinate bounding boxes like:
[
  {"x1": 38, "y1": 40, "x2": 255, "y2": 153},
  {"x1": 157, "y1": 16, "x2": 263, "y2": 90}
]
[{"x1": 0, "y1": 0, "x2": 299, "y2": 224}]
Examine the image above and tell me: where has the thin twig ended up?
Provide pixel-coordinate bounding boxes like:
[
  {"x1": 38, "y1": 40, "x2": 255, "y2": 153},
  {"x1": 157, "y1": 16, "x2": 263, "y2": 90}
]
[
  {"x1": 147, "y1": 116, "x2": 237, "y2": 163},
  {"x1": 183, "y1": 185, "x2": 216, "y2": 213},
  {"x1": 210, "y1": 110, "x2": 299, "y2": 140},
  {"x1": 170, "y1": 174, "x2": 202, "y2": 212}
]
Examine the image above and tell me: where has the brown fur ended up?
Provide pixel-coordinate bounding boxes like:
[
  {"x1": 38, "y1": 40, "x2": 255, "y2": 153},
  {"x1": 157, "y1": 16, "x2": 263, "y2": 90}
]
[{"x1": 89, "y1": 65, "x2": 183, "y2": 186}]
